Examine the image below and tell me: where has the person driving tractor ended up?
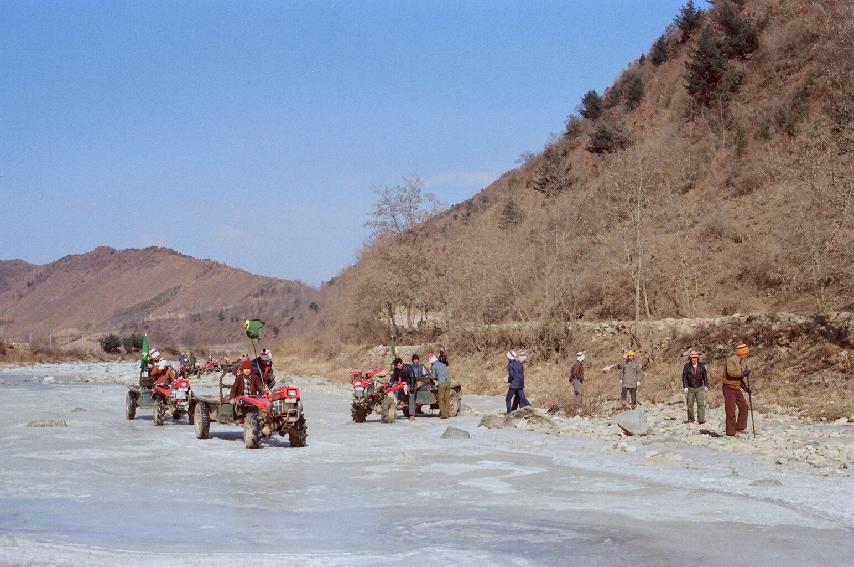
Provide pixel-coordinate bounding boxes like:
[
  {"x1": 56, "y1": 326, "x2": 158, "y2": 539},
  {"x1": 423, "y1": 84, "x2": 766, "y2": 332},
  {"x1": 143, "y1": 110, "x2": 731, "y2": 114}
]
[
  {"x1": 151, "y1": 359, "x2": 177, "y2": 387},
  {"x1": 229, "y1": 359, "x2": 264, "y2": 404}
]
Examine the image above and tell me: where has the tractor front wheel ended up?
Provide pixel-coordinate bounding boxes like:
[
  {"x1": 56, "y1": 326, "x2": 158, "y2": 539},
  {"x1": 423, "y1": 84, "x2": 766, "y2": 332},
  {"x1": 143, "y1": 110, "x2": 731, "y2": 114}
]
[
  {"x1": 244, "y1": 412, "x2": 261, "y2": 449},
  {"x1": 154, "y1": 400, "x2": 166, "y2": 426},
  {"x1": 352, "y1": 404, "x2": 368, "y2": 423},
  {"x1": 125, "y1": 392, "x2": 137, "y2": 420},
  {"x1": 194, "y1": 403, "x2": 210, "y2": 439},
  {"x1": 289, "y1": 417, "x2": 308, "y2": 447}
]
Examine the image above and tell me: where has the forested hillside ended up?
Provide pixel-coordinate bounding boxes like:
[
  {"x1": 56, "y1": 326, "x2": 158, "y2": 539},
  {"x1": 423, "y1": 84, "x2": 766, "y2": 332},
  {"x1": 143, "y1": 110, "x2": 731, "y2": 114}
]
[
  {"x1": 288, "y1": 1, "x2": 853, "y2": 417},
  {"x1": 308, "y1": 0, "x2": 852, "y2": 350}
]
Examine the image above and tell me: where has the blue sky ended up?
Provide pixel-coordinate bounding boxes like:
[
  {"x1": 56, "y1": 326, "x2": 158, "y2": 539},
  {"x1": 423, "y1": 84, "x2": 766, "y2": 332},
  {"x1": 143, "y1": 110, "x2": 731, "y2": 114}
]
[{"x1": 1, "y1": 0, "x2": 685, "y2": 285}]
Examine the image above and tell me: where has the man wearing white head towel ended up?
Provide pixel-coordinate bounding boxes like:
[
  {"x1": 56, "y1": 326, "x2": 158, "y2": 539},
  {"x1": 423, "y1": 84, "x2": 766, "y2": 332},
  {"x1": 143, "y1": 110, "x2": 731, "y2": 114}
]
[{"x1": 570, "y1": 351, "x2": 585, "y2": 398}]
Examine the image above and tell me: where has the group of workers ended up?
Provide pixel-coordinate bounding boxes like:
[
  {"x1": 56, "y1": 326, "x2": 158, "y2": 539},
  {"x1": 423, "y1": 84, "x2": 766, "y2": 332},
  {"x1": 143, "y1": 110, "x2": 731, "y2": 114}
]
[
  {"x1": 389, "y1": 352, "x2": 452, "y2": 419},
  {"x1": 505, "y1": 342, "x2": 754, "y2": 437}
]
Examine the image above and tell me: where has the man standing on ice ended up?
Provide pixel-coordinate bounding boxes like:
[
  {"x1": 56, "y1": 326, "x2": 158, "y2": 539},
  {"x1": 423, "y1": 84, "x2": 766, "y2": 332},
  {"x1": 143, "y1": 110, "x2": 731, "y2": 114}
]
[
  {"x1": 506, "y1": 351, "x2": 530, "y2": 413},
  {"x1": 722, "y1": 343, "x2": 751, "y2": 436},
  {"x1": 570, "y1": 351, "x2": 585, "y2": 398},
  {"x1": 620, "y1": 351, "x2": 641, "y2": 408},
  {"x1": 682, "y1": 350, "x2": 709, "y2": 424}
]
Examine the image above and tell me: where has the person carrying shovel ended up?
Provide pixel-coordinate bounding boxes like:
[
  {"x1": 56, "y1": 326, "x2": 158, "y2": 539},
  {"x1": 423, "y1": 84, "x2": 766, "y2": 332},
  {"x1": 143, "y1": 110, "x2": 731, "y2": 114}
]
[{"x1": 722, "y1": 343, "x2": 751, "y2": 437}]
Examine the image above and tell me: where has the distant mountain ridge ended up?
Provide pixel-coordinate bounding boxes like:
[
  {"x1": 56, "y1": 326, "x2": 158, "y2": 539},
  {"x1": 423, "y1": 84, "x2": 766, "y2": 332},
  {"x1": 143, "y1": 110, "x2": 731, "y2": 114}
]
[{"x1": 0, "y1": 246, "x2": 318, "y2": 349}]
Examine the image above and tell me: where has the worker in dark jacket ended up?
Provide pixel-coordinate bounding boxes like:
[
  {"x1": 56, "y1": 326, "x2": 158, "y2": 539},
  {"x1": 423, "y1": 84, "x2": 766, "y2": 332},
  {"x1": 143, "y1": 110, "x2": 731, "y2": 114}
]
[
  {"x1": 506, "y1": 351, "x2": 530, "y2": 414},
  {"x1": 570, "y1": 351, "x2": 585, "y2": 398},
  {"x1": 408, "y1": 354, "x2": 430, "y2": 417},
  {"x1": 390, "y1": 357, "x2": 415, "y2": 418},
  {"x1": 229, "y1": 360, "x2": 264, "y2": 403},
  {"x1": 682, "y1": 350, "x2": 709, "y2": 424}
]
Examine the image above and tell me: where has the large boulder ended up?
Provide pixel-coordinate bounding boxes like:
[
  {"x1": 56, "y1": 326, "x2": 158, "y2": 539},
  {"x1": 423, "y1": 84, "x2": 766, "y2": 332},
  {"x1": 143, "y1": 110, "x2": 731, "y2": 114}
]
[
  {"x1": 441, "y1": 426, "x2": 471, "y2": 439},
  {"x1": 614, "y1": 410, "x2": 650, "y2": 436},
  {"x1": 479, "y1": 414, "x2": 513, "y2": 429}
]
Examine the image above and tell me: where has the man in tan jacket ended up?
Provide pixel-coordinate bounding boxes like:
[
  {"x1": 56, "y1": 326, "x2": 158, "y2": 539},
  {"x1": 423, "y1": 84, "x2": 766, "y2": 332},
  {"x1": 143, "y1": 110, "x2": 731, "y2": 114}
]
[{"x1": 723, "y1": 343, "x2": 751, "y2": 436}]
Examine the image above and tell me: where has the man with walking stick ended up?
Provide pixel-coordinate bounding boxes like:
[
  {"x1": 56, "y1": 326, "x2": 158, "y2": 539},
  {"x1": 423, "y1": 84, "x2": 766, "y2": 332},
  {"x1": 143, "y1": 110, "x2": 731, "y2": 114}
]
[{"x1": 723, "y1": 343, "x2": 752, "y2": 437}]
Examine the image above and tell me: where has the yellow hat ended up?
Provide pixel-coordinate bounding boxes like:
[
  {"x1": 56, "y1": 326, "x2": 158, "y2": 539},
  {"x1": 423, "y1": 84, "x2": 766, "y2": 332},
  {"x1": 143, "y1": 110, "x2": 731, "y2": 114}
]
[{"x1": 626, "y1": 350, "x2": 635, "y2": 358}]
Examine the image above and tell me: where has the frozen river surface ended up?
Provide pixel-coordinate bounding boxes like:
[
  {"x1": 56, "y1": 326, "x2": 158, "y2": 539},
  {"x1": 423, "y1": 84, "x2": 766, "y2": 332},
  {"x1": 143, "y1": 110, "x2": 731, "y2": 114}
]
[{"x1": 0, "y1": 366, "x2": 852, "y2": 566}]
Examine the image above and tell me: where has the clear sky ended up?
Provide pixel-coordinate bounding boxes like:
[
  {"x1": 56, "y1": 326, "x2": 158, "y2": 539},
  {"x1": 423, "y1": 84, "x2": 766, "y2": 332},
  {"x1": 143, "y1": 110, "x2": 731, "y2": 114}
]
[{"x1": 1, "y1": 0, "x2": 685, "y2": 285}]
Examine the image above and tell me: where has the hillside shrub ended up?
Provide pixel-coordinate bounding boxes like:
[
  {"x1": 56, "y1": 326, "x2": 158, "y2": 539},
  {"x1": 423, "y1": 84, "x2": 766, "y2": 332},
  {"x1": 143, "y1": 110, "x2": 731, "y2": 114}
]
[
  {"x1": 98, "y1": 334, "x2": 122, "y2": 354},
  {"x1": 586, "y1": 122, "x2": 632, "y2": 154},
  {"x1": 684, "y1": 26, "x2": 743, "y2": 107},
  {"x1": 564, "y1": 113, "x2": 584, "y2": 138},
  {"x1": 774, "y1": 87, "x2": 809, "y2": 136},
  {"x1": 121, "y1": 334, "x2": 144, "y2": 353},
  {"x1": 578, "y1": 90, "x2": 603, "y2": 120},
  {"x1": 624, "y1": 74, "x2": 645, "y2": 111},
  {"x1": 533, "y1": 144, "x2": 577, "y2": 197},
  {"x1": 603, "y1": 85, "x2": 622, "y2": 109},
  {"x1": 651, "y1": 36, "x2": 670, "y2": 65},
  {"x1": 500, "y1": 200, "x2": 526, "y2": 229}
]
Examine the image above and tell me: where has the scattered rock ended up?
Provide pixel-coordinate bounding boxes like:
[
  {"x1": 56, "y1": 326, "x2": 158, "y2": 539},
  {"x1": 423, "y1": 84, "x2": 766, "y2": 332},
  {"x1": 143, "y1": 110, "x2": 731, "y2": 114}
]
[
  {"x1": 614, "y1": 410, "x2": 650, "y2": 436},
  {"x1": 71, "y1": 407, "x2": 86, "y2": 412},
  {"x1": 750, "y1": 479, "x2": 783, "y2": 487},
  {"x1": 441, "y1": 426, "x2": 471, "y2": 439},
  {"x1": 834, "y1": 417, "x2": 848, "y2": 425},
  {"x1": 26, "y1": 419, "x2": 67, "y2": 428},
  {"x1": 479, "y1": 414, "x2": 513, "y2": 429},
  {"x1": 42, "y1": 376, "x2": 56, "y2": 384},
  {"x1": 457, "y1": 404, "x2": 475, "y2": 416},
  {"x1": 613, "y1": 441, "x2": 637, "y2": 453}
]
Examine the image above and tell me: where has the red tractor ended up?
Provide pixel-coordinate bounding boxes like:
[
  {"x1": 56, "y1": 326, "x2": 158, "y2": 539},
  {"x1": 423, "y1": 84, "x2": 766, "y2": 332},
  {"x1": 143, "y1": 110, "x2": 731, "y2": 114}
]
[
  {"x1": 350, "y1": 368, "x2": 405, "y2": 423},
  {"x1": 190, "y1": 371, "x2": 307, "y2": 449},
  {"x1": 126, "y1": 377, "x2": 194, "y2": 426}
]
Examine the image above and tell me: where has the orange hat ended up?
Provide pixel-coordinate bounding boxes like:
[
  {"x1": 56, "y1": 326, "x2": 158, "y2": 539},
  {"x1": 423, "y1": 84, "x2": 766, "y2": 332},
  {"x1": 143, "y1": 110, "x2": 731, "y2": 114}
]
[
  {"x1": 735, "y1": 343, "x2": 749, "y2": 356},
  {"x1": 240, "y1": 360, "x2": 252, "y2": 370}
]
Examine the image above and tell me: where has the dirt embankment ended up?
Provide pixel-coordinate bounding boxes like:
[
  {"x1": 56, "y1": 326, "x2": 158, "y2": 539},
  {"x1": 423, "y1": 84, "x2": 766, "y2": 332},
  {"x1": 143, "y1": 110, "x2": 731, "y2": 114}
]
[{"x1": 281, "y1": 312, "x2": 854, "y2": 420}]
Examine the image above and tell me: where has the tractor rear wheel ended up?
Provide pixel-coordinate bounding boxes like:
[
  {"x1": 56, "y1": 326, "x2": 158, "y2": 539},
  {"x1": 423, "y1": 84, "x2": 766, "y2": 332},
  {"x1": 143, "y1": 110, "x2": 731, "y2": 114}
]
[
  {"x1": 125, "y1": 392, "x2": 136, "y2": 420},
  {"x1": 244, "y1": 412, "x2": 261, "y2": 449},
  {"x1": 194, "y1": 403, "x2": 210, "y2": 439},
  {"x1": 448, "y1": 390, "x2": 461, "y2": 417},
  {"x1": 289, "y1": 417, "x2": 308, "y2": 447},
  {"x1": 154, "y1": 400, "x2": 165, "y2": 426}
]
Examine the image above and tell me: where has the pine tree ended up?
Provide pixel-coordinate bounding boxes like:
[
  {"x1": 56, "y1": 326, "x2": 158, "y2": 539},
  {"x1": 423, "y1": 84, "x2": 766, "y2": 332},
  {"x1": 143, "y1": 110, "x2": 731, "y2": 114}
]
[
  {"x1": 684, "y1": 25, "x2": 742, "y2": 107},
  {"x1": 715, "y1": 0, "x2": 759, "y2": 60},
  {"x1": 578, "y1": 90, "x2": 603, "y2": 120},
  {"x1": 676, "y1": 0, "x2": 704, "y2": 37},
  {"x1": 624, "y1": 74, "x2": 645, "y2": 111},
  {"x1": 651, "y1": 35, "x2": 670, "y2": 65}
]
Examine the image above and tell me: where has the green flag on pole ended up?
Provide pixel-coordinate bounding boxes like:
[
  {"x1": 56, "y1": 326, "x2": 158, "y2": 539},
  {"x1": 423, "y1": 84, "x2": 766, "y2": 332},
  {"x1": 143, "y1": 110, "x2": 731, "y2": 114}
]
[
  {"x1": 140, "y1": 334, "x2": 149, "y2": 372},
  {"x1": 244, "y1": 319, "x2": 265, "y2": 340},
  {"x1": 390, "y1": 335, "x2": 398, "y2": 365}
]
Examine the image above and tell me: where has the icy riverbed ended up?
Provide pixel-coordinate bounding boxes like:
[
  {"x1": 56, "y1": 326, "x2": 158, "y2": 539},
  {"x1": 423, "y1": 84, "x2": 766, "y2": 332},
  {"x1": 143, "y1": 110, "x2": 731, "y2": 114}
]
[{"x1": 0, "y1": 363, "x2": 852, "y2": 566}]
